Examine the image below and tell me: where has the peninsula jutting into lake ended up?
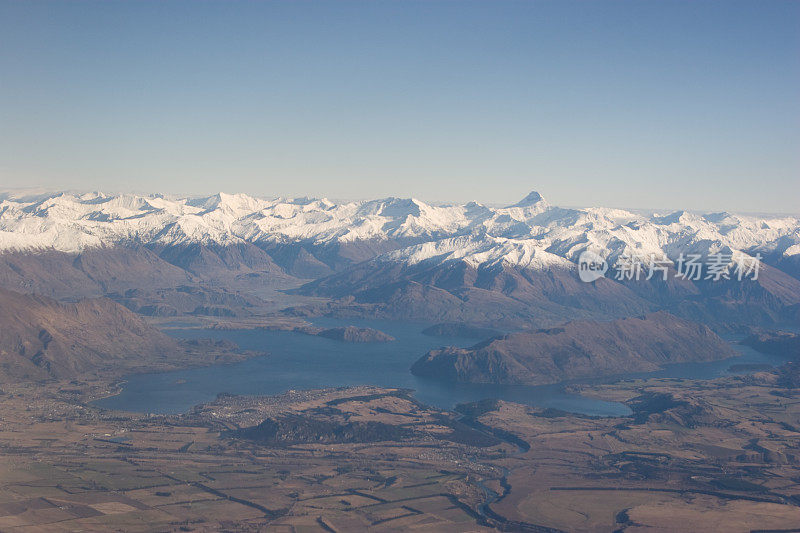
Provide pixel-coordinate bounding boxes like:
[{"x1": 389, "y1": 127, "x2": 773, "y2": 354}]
[{"x1": 2, "y1": 1, "x2": 798, "y2": 530}]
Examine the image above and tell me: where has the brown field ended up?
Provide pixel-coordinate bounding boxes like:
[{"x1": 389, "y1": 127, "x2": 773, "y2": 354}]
[{"x1": 0, "y1": 372, "x2": 797, "y2": 531}]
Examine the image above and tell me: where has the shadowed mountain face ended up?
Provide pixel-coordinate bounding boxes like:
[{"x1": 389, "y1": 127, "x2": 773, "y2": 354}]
[
  {"x1": 0, "y1": 191, "x2": 798, "y2": 331},
  {"x1": 294, "y1": 258, "x2": 800, "y2": 329},
  {"x1": 0, "y1": 245, "x2": 299, "y2": 300},
  {"x1": 293, "y1": 260, "x2": 655, "y2": 328},
  {"x1": 0, "y1": 248, "x2": 194, "y2": 299},
  {"x1": 2, "y1": 244, "x2": 797, "y2": 332},
  {"x1": 0, "y1": 287, "x2": 178, "y2": 382},
  {"x1": 410, "y1": 312, "x2": 735, "y2": 385},
  {"x1": 742, "y1": 330, "x2": 800, "y2": 357}
]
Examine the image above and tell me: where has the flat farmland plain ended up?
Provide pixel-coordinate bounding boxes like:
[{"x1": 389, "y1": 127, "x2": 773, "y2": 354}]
[{"x1": 0, "y1": 371, "x2": 797, "y2": 532}]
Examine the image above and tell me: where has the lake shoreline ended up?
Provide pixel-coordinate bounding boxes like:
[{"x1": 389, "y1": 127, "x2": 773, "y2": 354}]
[{"x1": 94, "y1": 319, "x2": 793, "y2": 418}]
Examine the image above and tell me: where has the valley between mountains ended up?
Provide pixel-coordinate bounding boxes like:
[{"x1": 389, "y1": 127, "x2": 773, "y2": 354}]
[{"x1": 0, "y1": 189, "x2": 798, "y2": 531}]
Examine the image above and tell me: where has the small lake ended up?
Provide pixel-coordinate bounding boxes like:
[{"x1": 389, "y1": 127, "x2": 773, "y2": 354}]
[{"x1": 94, "y1": 318, "x2": 792, "y2": 418}]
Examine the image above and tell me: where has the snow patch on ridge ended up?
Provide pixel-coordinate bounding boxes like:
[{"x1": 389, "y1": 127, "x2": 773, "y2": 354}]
[{"x1": 0, "y1": 190, "x2": 797, "y2": 272}]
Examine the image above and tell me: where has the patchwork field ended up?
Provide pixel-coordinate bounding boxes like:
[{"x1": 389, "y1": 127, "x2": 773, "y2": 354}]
[{"x1": 0, "y1": 372, "x2": 797, "y2": 531}]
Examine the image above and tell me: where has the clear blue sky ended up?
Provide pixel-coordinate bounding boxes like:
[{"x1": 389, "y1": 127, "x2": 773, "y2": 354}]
[{"x1": 1, "y1": 1, "x2": 798, "y2": 213}]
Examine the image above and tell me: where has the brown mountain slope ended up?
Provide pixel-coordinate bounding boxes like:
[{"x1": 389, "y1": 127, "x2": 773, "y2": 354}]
[
  {"x1": 411, "y1": 311, "x2": 735, "y2": 385},
  {"x1": 0, "y1": 248, "x2": 193, "y2": 299},
  {"x1": 296, "y1": 256, "x2": 800, "y2": 329},
  {"x1": 296, "y1": 260, "x2": 653, "y2": 328},
  {"x1": 0, "y1": 287, "x2": 178, "y2": 382},
  {"x1": 0, "y1": 244, "x2": 301, "y2": 301}
]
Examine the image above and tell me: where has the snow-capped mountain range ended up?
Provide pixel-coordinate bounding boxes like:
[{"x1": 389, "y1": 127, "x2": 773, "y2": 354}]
[{"x1": 1, "y1": 190, "x2": 798, "y2": 271}]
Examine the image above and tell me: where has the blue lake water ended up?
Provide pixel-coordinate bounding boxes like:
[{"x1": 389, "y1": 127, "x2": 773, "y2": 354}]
[{"x1": 94, "y1": 318, "x2": 793, "y2": 417}]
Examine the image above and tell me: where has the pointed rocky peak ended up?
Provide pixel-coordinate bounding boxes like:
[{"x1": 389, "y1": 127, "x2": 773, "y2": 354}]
[{"x1": 508, "y1": 190, "x2": 547, "y2": 208}]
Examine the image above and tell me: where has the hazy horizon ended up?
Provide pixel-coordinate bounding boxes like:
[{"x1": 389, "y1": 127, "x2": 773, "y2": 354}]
[
  {"x1": 2, "y1": 185, "x2": 798, "y2": 218},
  {"x1": 1, "y1": 1, "x2": 798, "y2": 213}
]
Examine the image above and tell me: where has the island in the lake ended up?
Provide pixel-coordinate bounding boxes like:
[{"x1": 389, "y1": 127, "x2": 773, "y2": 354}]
[{"x1": 0, "y1": 190, "x2": 799, "y2": 531}]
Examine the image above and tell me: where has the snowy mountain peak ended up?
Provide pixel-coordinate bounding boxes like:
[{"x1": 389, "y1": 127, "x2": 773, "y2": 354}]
[
  {"x1": 0, "y1": 190, "x2": 797, "y2": 272},
  {"x1": 378, "y1": 197, "x2": 424, "y2": 218},
  {"x1": 508, "y1": 190, "x2": 546, "y2": 208}
]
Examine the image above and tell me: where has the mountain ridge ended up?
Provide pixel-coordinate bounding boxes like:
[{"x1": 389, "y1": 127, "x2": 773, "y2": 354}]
[
  {"x1": 1, "y1": 191, "x2": 797, "y2": 272},
  {"x1": 0, "y1": 286, "x2": 178, "y2": 382},
  {"x1": 2, "y1": 190, "x2": 799, "y2": 329},
  {"x1": 410, "y1": 311, "x2": 736, "y2": 385}
]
